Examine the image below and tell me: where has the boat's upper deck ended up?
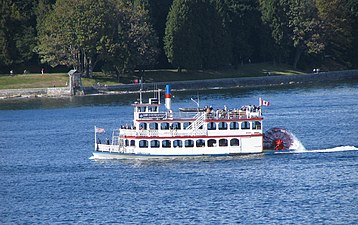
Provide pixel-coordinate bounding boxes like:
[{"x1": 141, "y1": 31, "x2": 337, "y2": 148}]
[{"x1": 133, "y1": 105, "x2": 262, "y2": 122}]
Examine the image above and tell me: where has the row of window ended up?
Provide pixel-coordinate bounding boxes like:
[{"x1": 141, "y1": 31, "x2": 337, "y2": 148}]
[
  {"x1": 124, "y1": 138, "x2": 240, "y2": 148},
  {"x1": 138, "y1": 121, "x2": 261, "y2": 130}
]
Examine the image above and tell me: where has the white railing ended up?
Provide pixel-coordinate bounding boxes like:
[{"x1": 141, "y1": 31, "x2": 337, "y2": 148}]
[
  {"x1": 185, "y1": 112, "x2": 207, "y2": 136},
  {"x1": 185, "y1": 113, "x2": 205, "y2": 130}
]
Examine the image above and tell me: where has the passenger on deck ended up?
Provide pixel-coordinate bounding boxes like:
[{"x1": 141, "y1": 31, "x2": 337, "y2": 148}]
[{"x1": 106, "y1": 138, "x2": 110, "y2": 145}]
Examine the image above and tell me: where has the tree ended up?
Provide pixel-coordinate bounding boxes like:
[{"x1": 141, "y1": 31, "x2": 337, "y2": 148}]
[
  {"x1": 289, "y1": 0, "x2": 324, "y2": 69},
  {"x1": 133, "y1": 0, "x2": 173, "y2": 67},
  {"x1": 347, "y1": 0, "x2": 358, "y2": 68},
  {"x1": 260, "y1": 0, "x2": 324, "y2": 68},
  {"x1": 37, "y1": 0, "x2": 119, "y2": 77},
  {"x1": 37, "y1": 0, "x2": 158, "y2": 78},
  {"x1": 225, "y1": 0, "x2": 264, "y2": 66},
  {"x1": 316, "y1": 0, "x2": 353, "y2": 69},
  {"x1": 0, "y1": 0, "x2": 37, "y2": 68},
  {"x1": 260, "y1": 0, "x2": 291, "y2": 64},
  {"x1": 164, "y1": 0, "x2": 231, "y2": 71},
  {"x1": 102, "y1": 1, "x2": 159, "y2": 80}
]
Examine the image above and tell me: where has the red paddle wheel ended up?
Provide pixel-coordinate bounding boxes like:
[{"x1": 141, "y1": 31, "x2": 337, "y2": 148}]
[{"x1": 264, "y1": 128, "x2": 294, "y2": 151}]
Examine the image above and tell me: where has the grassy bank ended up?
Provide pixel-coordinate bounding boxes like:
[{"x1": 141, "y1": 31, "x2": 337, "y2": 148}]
[{"x1": 0, "y1": 63, "x2": 304, "y2": 90}]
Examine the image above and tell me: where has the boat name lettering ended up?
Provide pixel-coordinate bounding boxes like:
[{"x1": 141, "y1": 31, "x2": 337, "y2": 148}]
[{"x1": 139, "y1": 113, "x2": 166, "y2": 119}]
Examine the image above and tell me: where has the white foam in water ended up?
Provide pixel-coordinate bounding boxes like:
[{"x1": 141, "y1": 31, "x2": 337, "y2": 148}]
[
  {"x1": 289, "y1": 132, "x2": 306, "y2": 151},
  {"x1": 290, "y1": 145, "x2": 358, "y2": 154},
  {"x1": 283, "y1": 131, "x2": 358, "y2": 154},
  {"x1": 307, "y1": 146, "x2": 358, "y2": 153}
]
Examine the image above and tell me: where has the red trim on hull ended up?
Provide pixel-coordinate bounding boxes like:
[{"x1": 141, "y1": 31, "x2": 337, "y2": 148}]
[
  {"x1": 122, "y1": 134, "x2": 263, "y2": 139},
  {"x1": 136, "y1": 117, "x2": 264, "y2": 123}
]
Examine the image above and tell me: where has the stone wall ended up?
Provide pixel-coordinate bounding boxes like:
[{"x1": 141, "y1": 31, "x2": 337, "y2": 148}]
[{"x1": 0, "y1": 87, "x2": 70, "y2": 99}]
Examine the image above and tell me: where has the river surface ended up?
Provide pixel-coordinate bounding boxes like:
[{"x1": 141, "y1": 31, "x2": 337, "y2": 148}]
[{"x1": 1, "y1": 82, "x2": 357, "y2": 224}]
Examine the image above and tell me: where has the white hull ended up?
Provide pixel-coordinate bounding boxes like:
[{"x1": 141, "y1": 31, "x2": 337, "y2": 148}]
[
  {"x1": 91, "y1": 150, "x2": 260, "y2": 160},
  {"x1": 93, "y1": 135, "x2": 263, "y2": 159}
]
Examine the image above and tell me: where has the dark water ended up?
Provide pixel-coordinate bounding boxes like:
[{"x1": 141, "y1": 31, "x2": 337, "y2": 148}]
[{"x1": 1, "y1": 82, "x2": 357, "y2": 224}]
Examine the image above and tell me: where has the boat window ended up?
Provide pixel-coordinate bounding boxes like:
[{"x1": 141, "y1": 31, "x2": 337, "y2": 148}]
[
  {"x1": 185, "y1": 140, "x2": 194, "y2": 148},
  {"x1": 173, "y1": 140, "x2": 183, "y2": 148},
  {"x1": 125, "y1": 139, "x2": 129, "y2": 146},
  {"x1": 162, "y1": 140, "x2": 171, "y2": 148},
  {"x1": 172, "y1": 122, "x2": 181, "y2": 130},
  {"x1": 230, "y1": 138, "x2": 240, "y2": 146},
  {"x1": 161, "y1": 122, "x2": 170, "y2": 130},
  {"x1": 149, "y1": 122, "x2": 158, "y2": 130},
  {"x1": 230, "y1": 122, "x2": 239, "y2": 130},
  {"x1": 218, "y1": 122, "x2": 228, "y2": 130},
  {"x1": 241, "y1": 121, "x2": 250, "y2": 130},
  {"x1": 252, "y1": 121, "x2": 261, "y2": 130},
  {"x1": 139, "y1": 140, "x2": 148, "y2": 148},
  {"x1": 148, "y1": 106, "x2": 157, "y2": 112},
  {"x1": 130, "y1": 140, "x2": 135, "y2": 146},
  {"x1": 139, "y1": 123, "x2": 147, "y2": 130},
  {"x1": 196, "y1": 139, "x2": 205, "y2": 147},
  {"x1": 183, "y1": 122, "x2": 191, "y2": 129},
  {"x1": 207, "y1": 122, "x2": 216, "y2": 130},
  {"x1": 208, "y1": 139, "x2": 217, "y2": 147},
  {"x1": 151, "y1": 140, "x2": 160, "y2": 148},
  {"x1": 219, "y1": 139, "x2": 228, "y2": 146}
]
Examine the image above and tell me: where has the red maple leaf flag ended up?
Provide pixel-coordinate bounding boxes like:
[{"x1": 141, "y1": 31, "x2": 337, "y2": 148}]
[{"x1": 260, "y1": 98, "x2": 270, "y2": 106}]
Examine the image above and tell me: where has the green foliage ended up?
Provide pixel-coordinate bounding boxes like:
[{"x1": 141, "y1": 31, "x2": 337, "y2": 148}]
[
  {"x1": 260, "y1": 0, "x2": 325, "y2": 68},
  {"x1": 225, "y1": 0, "x2": 264, "y2": 65},
  {"x1": 37, "y1": 0, "x2": 119, "y2": 76},
  {"x1": 347, "y1": 0, "x2": 358, "y2": 68},
  {"x1": 133, "y1": 0, "x2": 173, "y2": 66},
  {"x1": 260, "y1": 0, "x2": 292, "y2": 63},
  {"x1": 1, "y1": 0, "x2": 357, "y2": 75},
  {"x1": 316, "y1": 0, "x2": 353, "y2": 69},
  {"x1": 37, "y1": 0, "x2": 158, "y2": 78},
  {"x1": 164, "y1": 0, "x2": 231, "y2": 70},
  {"x1": 0, "y1": 0, "x2": 37, "y2": 67},
  {"x1": 102, "y1": 1, "x2": 159, "y2": 79}
]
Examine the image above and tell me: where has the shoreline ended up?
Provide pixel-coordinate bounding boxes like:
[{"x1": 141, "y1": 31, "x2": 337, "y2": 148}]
[{"x1": 1, "y1": 70, "x2": 357, "y2": 100}]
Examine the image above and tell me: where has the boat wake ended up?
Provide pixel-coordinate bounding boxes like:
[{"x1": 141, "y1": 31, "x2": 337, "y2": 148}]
[{"x1": 294, "y1": 145, "x2": 358, "y2": 153}]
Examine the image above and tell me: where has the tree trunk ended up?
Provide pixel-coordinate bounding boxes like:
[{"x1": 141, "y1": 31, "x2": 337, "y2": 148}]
[{"x1": 293, "y1": 48, "x2": 303, "y2": 69}]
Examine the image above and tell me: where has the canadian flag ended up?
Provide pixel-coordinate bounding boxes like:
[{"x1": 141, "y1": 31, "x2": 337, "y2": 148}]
[{"x1": 260, "y1": 98, "x2": 270, "y2": 106}]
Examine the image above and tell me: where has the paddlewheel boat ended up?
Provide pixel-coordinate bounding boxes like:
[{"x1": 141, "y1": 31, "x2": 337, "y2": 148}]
[{"x1": 93, "y1": 85, "x2": 268, "y2": 159}]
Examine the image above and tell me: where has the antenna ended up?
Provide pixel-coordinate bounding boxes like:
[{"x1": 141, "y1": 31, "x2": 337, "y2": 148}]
[{"x1": 191, "y1": 97, "x2": 199, "y2": 108}]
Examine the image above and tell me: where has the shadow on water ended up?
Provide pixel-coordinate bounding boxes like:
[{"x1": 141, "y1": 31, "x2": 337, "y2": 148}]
[
  {"x1": 90, "y1": 153, "x2": 265, "y2": 167},
  {"x1": 0, "y1": 94, "x2": 137, "y2": 110}
]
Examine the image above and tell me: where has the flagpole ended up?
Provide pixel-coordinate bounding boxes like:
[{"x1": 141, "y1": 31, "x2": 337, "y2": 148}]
[
  {"x1": 94, "y1": 126, "x2": 97, "y2": 148},
  {"x1": 258, "y1": 98, "x2": 262, "y2": 116}
]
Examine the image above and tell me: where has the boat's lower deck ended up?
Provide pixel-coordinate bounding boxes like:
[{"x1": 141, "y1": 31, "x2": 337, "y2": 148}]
[{"x1": 94, "y1": 134, "x2": 263, "y2": 158}]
